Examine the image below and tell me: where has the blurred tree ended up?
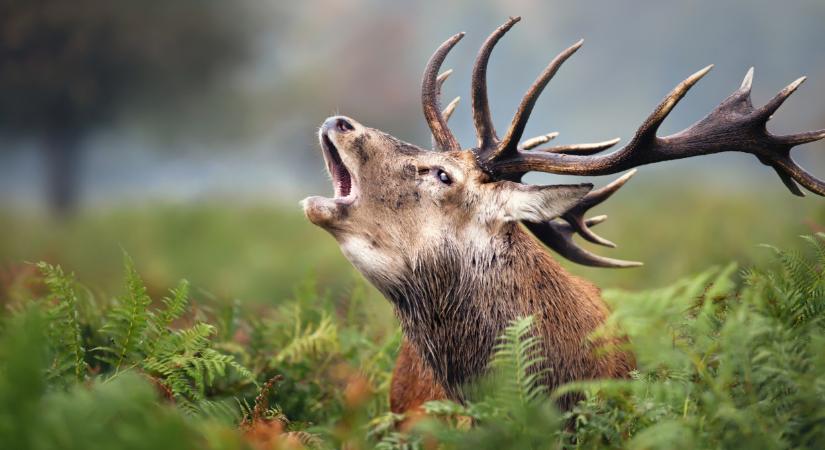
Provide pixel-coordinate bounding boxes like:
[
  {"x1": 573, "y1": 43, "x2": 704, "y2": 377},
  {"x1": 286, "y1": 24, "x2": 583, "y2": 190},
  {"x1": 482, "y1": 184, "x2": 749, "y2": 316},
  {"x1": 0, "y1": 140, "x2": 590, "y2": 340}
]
[{"x1": 0, "y1": 0, "x2": 256, "y2": 214}]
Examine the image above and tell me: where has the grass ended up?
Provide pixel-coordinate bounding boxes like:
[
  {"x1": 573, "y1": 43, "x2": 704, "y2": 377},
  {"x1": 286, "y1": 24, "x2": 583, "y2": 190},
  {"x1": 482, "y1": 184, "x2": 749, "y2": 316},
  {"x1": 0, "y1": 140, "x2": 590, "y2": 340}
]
[
  {"x1": 0, "y1": 203, "x2": 355, "y2": 303},
  {"x1": 2, "y1": 182, "x2": 822, "y2": 301}
]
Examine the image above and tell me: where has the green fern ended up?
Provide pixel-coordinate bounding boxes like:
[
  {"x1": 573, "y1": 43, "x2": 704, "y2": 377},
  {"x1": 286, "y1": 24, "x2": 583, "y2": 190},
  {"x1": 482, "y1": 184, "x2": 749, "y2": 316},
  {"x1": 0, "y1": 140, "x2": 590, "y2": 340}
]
[
  {"x1": 415, "y1": 315, "x2": 560, "y2": 449},
  {"x1": 488, "y1": 315, "x2": 548, "y2": 406},
  {"x1": 98, "y1": 254, "x2": 153, "y2": 371},
  {"x1": 36, "y1": 262, "x2": 87, "y2": 385},
  {"x1": 28, "y1": 255, "x2": 257, "y2": 420},
  {"x1": 274, "y1": 312, "x2": 339, "y2": 364},
  {"x1": 142, "y1": 320, "x2": 253, "y2": 404},
  {"x1": 558, "y1": 234, "x2": 825, "y2": 449},
  {"x1": 151, "y1": 279, "x2": 190, "y2": 339}
]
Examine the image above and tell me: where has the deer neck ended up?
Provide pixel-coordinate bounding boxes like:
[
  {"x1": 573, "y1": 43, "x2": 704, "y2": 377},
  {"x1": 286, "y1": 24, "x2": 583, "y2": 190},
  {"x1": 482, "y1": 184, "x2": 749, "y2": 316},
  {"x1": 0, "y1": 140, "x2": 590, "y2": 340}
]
[{"x1": 377, "y1": 223, "x2": 603, "y2": 400}]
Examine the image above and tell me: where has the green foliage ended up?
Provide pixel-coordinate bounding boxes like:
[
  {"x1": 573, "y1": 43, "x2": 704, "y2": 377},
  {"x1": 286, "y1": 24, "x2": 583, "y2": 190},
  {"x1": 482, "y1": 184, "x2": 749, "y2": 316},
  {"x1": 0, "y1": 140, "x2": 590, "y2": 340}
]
[
  {"x1": 0, "y1": 204, "x2": 356, "y2": 303},
  {"x1": 2, "y1": 234, "x2": 825, "y2": 449},
  {"x1": 98, "y1": 254, "x2": 154, "y2": 370},
  {"x1": 557, "y1": 233, "x2": 825, "y2": 450},
  {"x1": 0, "y1": 311, "x2": 244, "y2": 450},
  {"x1": 74, "y1": 254, "x2": 255, "y2": 414},
  {"x1": 273, "y1": 310, "x2": 339, "y2": 365},
  {"x1": 243, "y1": 279, "x2": 398, "y2": 428},
  {"x1": 487, "y1": 316, "x2": 549, "y2": 406},
  {"x1": 36, "y1": 262, "x2": 88, "y2": 386},
  {"x1": 3, "y1": 256, "x2": 257, "y2": 424}
]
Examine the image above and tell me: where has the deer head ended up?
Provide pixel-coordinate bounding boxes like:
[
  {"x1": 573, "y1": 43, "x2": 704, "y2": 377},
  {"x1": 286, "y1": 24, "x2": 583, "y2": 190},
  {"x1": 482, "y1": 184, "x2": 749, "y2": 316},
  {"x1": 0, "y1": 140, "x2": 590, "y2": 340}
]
[
  {"x1": 302, "y1": 113, "x2": 593, "y2": 286},
  {"x1": 303, "y1": 16, "x2": 825, "y2": 283}
]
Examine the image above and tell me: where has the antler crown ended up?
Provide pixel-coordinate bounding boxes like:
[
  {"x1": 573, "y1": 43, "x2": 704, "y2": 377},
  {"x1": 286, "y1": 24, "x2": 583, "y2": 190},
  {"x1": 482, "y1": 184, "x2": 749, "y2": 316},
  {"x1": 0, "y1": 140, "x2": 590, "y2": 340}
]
[{"x1": 420, "y1": 16, "x2": 825, "y2": 268}]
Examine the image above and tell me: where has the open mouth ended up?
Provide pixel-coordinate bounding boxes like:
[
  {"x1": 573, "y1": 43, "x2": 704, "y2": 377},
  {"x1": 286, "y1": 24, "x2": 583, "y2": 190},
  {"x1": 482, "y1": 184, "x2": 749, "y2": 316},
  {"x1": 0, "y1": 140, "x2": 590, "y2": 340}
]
[{"x1": 321, "y1": 132, "x2": 356, "y2": 202}]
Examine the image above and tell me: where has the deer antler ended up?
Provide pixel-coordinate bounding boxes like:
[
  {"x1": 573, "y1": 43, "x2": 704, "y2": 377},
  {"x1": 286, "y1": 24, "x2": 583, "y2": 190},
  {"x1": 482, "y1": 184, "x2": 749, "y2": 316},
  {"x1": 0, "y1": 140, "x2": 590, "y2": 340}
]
[
  {"x1": 422, "y1": 33, "x2": 464, "y2": 152},
  {"x1": 520, "y1": 132, "x2": 559, "y2": 150},
  {"x1": 560, "y1": 169, "x2": 637, "y2": 249},
  {"x1": 479, "y1": 60, "x2": 825, "y2": 195},
  {"x1": 422, "y1": 17, "x2": 825, "y2": 267},
  {"x1": 471, "y1": 16, "x2": 520, "y2": 149},
  {"x1": 525, "y1": 216, "x2": 642, "y2": 268},
  {"x1": 430, "y1": 69, "x2": 461, "y2": 149},
  {"x1": 524, "y1": 170, "x2": 642, "y2": 268}
]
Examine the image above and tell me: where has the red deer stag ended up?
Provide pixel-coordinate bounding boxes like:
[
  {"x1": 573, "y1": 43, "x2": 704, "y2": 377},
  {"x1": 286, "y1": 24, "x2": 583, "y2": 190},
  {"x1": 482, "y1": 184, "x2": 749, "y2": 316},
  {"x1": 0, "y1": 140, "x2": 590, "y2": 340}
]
[{"x1": 302, "y1": 17, "x2": 825, "y2": 413}]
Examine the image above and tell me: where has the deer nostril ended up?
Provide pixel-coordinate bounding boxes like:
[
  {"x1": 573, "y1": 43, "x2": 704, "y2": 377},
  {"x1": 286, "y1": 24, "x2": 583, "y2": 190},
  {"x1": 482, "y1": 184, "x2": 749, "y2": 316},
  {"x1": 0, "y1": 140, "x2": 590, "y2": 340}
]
[{"x1": 335, "y1": 118, "x2": 355, "y2": 133}]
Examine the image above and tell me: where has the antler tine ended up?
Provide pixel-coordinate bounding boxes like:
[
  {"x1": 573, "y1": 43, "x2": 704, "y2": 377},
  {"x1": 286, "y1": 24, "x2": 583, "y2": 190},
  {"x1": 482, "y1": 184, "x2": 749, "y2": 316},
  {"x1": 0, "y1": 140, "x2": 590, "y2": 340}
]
[
  {"x1": 442, "y1": 96, "x2": 460, "y2": 122},
  {"x1": 740, "y1": 66, "x2": 754, "y2": 90},
  {"x1": 738, "y1": 67, "x2": 754, "y2": 101},
  {"x1": 471, "y1": 16, "x2": 521, "y2": 149},
  {"x1": 519, "y1": 171, "x2": 639, "y2": 268},
  {"x1": 537, "y1": 137, "x2": 621, "y2": 156},
  {"x1": 430, "y1": 69, "x2": 461, "y2": 150},
  {"x1": 777, "y1": 128, "x2": 825, "y2": 146},
  {"x1": 520, "y1": 132, "x2": 559, "y2": 150},
  {"x1": 482, "y1": 39, "x2": 584, "y2": 163},
  {"x1": 708, "y1": 69, "x2": 824, "y2": 196},
  {"x1": 756, "y1": 76, "x2": 806, "y2": 120},
  {"x1": 560, "y1": 170, "x2": 637, "y2": 248},
  {"x1": 436, "y1": 69, "x2": 453, "y2": 91},
  {"x1": 770, "y1": 154, "x2": 825, "y2": 197},
  {"x1": 423, "y1": 33, "x2": 465, "y2": 152},
  {"x1": 430, "y1": 97, "x2": 461, "y2": 150},
  {"x1": 524, "y1": 219, "x2": 643, "y2": 268},
  {"x1": 766, "y1": 164, "x2": 806, "y2": 197},
  {"x1": 436, "y1": 70, "x2": 461, "y2": 121},
  {"x1": 627, "y1": 64, "x2": 714, "y2": 148}
]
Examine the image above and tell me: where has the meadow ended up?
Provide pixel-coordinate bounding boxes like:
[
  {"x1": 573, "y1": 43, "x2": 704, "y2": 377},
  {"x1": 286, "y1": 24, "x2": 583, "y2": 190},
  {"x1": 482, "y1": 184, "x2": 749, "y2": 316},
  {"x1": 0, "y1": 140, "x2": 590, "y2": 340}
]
[{"x1": 1, "y1": 183, "x2": 824, "y2": 449}]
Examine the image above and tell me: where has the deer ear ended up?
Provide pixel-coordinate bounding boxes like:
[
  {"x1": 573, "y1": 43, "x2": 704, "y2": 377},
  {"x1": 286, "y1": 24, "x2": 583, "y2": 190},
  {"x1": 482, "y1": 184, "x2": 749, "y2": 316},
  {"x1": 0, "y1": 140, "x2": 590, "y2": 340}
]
[{"x1": 493, "y1": 182, "x2": 592, "y2": 223}]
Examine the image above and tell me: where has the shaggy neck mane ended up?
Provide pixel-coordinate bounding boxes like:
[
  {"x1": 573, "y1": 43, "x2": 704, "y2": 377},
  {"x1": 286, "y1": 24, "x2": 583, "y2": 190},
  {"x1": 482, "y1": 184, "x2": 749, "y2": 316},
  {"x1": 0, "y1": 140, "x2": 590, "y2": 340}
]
[{"x1": 379, "y1": 224, "x2": 610, "y2": 401}]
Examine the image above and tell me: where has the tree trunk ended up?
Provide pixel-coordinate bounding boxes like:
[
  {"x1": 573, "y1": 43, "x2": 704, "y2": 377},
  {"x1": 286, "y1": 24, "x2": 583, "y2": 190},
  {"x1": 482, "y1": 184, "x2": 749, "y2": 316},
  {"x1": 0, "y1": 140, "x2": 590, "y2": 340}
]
[{"x1": 44, "y1": 126, "x2": 82, "y2": 217}]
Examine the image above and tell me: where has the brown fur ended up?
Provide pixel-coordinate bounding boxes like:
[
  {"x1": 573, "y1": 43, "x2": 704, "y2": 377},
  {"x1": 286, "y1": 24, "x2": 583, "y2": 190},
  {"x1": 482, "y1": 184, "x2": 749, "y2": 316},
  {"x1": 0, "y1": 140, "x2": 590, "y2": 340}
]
[
  {"x1": 303, "y1": 117, "x2": 634, "y2": 414},
  {"x1": 389, "y1": 339, "x2": 447, "y2": 414},
  {"x1": 382, "y1": 223, "x2": 634, "y2": 410}
]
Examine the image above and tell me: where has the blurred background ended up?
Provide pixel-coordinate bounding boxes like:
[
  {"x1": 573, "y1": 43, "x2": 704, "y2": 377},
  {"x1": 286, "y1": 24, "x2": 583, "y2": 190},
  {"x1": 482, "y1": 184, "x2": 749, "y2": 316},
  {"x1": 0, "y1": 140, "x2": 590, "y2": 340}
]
[{"x1": 1, "y1": 0, "x2": 824, "y2": 304}]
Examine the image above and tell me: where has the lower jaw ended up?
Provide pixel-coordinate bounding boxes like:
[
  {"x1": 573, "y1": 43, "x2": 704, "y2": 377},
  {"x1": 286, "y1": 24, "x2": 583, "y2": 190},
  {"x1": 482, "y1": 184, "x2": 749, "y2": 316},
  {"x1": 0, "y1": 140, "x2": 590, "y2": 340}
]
[{"x1": 301, "y1": 196, "x2": 342, "y2": 227}]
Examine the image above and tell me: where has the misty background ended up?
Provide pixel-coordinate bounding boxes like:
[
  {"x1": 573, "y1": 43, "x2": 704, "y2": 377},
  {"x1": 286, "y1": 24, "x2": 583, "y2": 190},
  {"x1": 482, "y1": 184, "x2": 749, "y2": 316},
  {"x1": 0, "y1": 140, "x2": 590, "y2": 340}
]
[
  {"x1": 1, "y1": 0, "x2": 824, "y2": 302},
  {"x1": 2, "y1": 0, "x2": 823, "y2": 211}
]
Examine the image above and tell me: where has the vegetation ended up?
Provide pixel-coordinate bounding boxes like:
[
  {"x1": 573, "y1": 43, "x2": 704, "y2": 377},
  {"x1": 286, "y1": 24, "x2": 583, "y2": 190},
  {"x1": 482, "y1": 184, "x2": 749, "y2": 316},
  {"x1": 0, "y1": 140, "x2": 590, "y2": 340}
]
[
  {"x1": 1, "y1": 216, "x2": 824, "y2": 448},
  {"x1": 1, "y1": 186, "x2": 822, "y2": 300}
]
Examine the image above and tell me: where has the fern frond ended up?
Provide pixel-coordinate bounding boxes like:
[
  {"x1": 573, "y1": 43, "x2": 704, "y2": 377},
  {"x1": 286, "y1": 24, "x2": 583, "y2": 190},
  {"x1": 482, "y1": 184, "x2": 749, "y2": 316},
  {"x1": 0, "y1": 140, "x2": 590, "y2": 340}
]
[
  {"x1": 488, "y1": 315, "x2": 548, "y2": 405},
  {"x1": 37, "y1": 262, "x2": 87, "y2": 384},
  {"x1": 152, "y1": 279, "x2": 190, "y2": 337},
  {"x1": 274, "y1": 314, "x2": 339, "y2": 364},
  {"x1": 99, "y1": 255, "x2": 152, "y2": 371},
  {"x1": 142, "y1": 321, "x2": 252, "y2": 402}
]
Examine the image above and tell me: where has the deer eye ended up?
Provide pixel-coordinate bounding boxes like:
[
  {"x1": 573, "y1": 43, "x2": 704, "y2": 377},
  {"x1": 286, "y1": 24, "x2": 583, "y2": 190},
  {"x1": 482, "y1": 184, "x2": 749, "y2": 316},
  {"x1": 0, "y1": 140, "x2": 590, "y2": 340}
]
[{"x1": 436, "y1": 169, "x2": 452, "y2": 185}]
